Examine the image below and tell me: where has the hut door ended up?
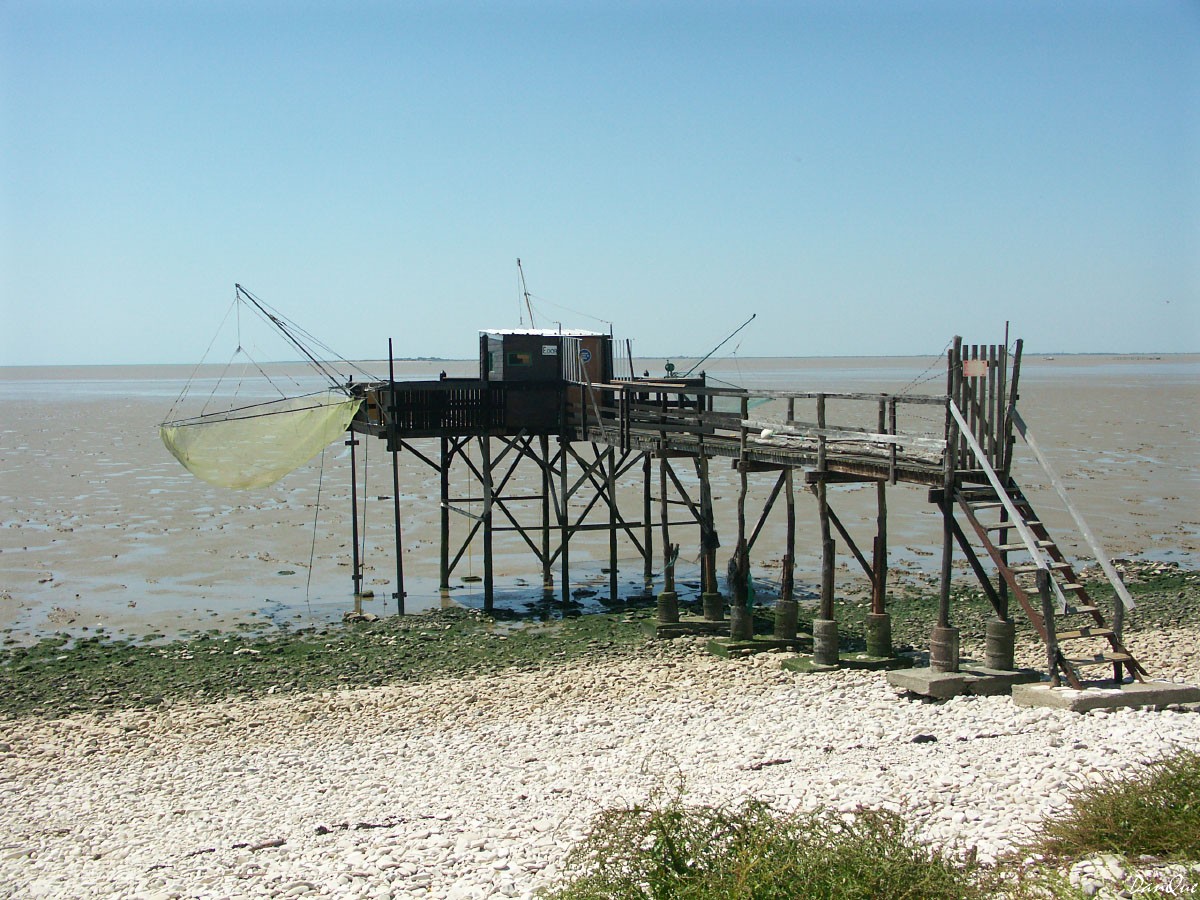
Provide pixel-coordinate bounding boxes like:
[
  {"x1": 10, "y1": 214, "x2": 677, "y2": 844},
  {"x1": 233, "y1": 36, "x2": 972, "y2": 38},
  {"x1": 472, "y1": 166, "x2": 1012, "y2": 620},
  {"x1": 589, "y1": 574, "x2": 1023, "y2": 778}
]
[{"x1": 948, "y1": 340, "x2": 1022, "y2": 477}]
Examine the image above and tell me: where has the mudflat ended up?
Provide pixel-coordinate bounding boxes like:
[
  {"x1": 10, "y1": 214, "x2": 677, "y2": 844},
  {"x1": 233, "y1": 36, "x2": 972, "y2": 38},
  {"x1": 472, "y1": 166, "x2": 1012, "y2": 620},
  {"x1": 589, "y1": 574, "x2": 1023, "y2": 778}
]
[{"x1": 1, "y1": 353, "x2": 1196, "y2": 643}]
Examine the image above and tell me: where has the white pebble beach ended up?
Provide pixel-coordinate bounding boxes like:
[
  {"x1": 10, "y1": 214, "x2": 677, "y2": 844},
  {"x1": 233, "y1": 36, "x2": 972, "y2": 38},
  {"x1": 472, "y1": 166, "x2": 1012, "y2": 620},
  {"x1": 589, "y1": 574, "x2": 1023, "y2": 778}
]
[{"x1": 3, "y1": 628, "x2": 1199, "y2": 900}]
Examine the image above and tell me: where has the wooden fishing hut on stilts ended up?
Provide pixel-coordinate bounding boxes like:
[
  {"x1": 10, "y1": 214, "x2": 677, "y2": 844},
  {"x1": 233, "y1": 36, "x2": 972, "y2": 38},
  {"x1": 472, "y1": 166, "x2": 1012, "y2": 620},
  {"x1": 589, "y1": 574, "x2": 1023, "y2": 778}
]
[{"x1": 346, "y1": 331, "x2": 1168, "y2": 696}]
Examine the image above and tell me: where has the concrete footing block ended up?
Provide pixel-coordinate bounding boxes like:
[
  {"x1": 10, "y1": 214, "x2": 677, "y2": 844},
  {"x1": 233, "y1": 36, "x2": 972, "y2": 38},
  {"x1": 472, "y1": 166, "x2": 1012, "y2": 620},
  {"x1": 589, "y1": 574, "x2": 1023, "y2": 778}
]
[
  {"x1": 729, "y1": 605, "x2": 754, "y2": 640},
  {"x1": 929, "y1": 625, "x2": 960, "y2": 673},
  {"x1": 812, "y1": 618, "x2": 838, "y2": 667},
  {"x1": 1011, "y1": 680, "x2": 1200, "y2": 712},
  {"x1": 887, "y1": 663, "x2": 1042, "y2": 699},
  {"x1": 656, "y1": 590, "x2": 679, "y2": 624}
]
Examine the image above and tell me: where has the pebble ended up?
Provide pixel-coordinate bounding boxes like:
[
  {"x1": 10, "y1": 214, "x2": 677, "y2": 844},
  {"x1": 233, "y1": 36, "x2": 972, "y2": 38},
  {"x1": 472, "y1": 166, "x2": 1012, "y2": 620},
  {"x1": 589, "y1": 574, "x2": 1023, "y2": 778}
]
[{"x1": 1, "y1": 632, "x2": 1197, "y2": 898}]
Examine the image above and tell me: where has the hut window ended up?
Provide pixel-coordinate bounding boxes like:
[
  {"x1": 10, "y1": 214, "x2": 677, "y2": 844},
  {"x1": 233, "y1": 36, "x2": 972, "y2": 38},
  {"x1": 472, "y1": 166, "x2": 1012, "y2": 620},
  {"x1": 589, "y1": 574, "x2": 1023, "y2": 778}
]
[{"x1": 506, "y1": 351, "x2": 532, "y2": 367}]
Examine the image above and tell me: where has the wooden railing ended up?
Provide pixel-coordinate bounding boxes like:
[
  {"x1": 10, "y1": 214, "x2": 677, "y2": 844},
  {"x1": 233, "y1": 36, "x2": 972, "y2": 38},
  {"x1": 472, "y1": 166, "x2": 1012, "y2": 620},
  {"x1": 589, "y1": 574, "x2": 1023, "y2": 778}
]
[{"x1": 571, "y1": 381, "x2": 950, "y2": 478}]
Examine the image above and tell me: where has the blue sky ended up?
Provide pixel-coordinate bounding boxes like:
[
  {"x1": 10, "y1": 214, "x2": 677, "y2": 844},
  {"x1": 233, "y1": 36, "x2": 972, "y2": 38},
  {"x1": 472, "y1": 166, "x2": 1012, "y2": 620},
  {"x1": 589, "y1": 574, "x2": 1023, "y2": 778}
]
[{"x1": 2, "y1": 0, "x2": 1197, "y2": 366}]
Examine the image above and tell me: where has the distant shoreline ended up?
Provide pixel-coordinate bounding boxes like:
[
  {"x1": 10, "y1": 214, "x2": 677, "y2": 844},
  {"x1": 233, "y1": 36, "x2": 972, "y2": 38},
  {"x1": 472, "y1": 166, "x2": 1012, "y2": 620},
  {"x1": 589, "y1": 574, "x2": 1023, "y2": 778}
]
[{"x1": 2, "y1": 350, "x2": 1197, "y2": 375}]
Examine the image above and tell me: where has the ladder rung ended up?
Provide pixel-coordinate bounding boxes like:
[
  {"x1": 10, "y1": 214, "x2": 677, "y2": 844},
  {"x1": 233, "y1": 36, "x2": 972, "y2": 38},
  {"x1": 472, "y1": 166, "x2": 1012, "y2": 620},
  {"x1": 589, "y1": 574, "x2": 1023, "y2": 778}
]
[
  {"x1": 1060, "y1": 583, "x2": 1084, "y2": 592},
  {"x1": 1056, "y1": 627, "x2": 1114, "y2": 641},
  {"x1": 997, "y1": 540, "x2": 1056, "y2": 552},
  {"x1": 1010, "y1": 562, "x2": 1072, "y2": 574},
  {"x1": 1067, "y1": 654, "x2": 1134, "y2": 668},
  {"x1": 1066, "y1": 605, "x2": 1099, "y2": 615},
  {"x1": 986, "y1": 520, "x2": 1041, "y2": 531}
]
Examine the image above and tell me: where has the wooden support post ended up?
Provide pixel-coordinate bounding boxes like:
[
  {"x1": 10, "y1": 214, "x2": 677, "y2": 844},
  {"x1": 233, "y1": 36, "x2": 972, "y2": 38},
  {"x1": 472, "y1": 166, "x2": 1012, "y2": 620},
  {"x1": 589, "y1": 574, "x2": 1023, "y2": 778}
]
[
  {"x1": 774, "y1": 396, "x2": 798, "y2": 639},
  {"x1": 872, "y1": 400, "x2": 888, "y2": 617},
  {"x1": 931, "y1": 339, "x2": 962, "y2": 673},
  {"x1": 481, "y1": 436, "x2": 494, "y2": 613},
  {"x1": 643, "y1": 452, "x2": 654, "y2": 594},
  {"x1": 812, "y1": 393, "x2": 838, "y2": 665},
  {"x1": 388, "y1": 341, "x2": 405, "y2": 615},
  {"x1": 656, "y1": 452, "x2": 680, "y2": 624},
  {"x1": 439, "y1": 436, "x2": 450, "y2": 594},
  {"x1": 1038, "y1": 568, "x2": 1060, "y2": 686},
  {"x1": 699, "y1": 453, "x2": 723, "y2": 620},
  {"x1": 816, "y1": 395, "x2": 834, "y2": 622},
  {"x1": 559, "y1": 436, "x2": 570, "y2": 605},
  {"x1": 998, "y1": 504, "x2": 1011, "y2": 620},
  {"x1": 729, "y1": 395, "x2": 753, "y2": 639},
  {"x1": 867, "y1": 395, "x2": 891, "y2": 657},
  {"x1": 347, "y1": 435, "x2": 362, "y2": 602},
  {"x1": 864, "y1": 398, "x2": 892, "y2": 657},
  {"x1": 1112, "y1": 588, "x2": 1126, "y2": 683},
  {"x1": 659, "y1": 456, "x2": 673, "y2": 594},
  {"x1": 782, "y1": 467, "x2": 795, "y2": 603},
  {"x1": 607, "y1": 445, "x2": 618, "y2": 603},
  {"x1": 541, "y1": 434, "x2": 553, "y2": 593},
  {"x1": 939, "y1": 340, "x2": 961, "y2": 630},
  {"x1": 775, "y1": 466, "x2": 798, "y2": 640}
]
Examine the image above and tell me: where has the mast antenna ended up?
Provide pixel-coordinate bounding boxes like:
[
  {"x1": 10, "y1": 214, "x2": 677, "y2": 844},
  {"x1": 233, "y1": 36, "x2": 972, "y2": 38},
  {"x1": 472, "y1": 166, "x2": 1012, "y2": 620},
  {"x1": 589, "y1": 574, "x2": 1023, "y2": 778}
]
[
  {"x1": 682, "y1": 313, "x2": 757, "y2": 377},
  {"x1": 235, "y1": 284, "x2": 344, "y2": 387},
  {"x1": 517, "y1": 258, "x2": 536, "y2": 329}
]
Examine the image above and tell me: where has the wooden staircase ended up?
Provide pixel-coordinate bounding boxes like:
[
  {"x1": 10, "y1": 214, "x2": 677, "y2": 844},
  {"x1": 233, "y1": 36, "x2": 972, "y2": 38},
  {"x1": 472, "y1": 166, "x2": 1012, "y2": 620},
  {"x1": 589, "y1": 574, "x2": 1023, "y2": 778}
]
[
  {"x1": 955, "y1": 480, "x2": 1146, "y2": 689},
  {"x1": 945, "y1": 388, "x2": 1145, "y2": 689}
]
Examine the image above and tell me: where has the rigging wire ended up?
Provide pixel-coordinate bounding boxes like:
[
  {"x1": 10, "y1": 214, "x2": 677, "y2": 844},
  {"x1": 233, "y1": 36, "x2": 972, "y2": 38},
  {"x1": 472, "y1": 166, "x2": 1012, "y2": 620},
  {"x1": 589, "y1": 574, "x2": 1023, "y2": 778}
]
[
  {"x1": 525, "y1": 292, "x2": 613, "y2": 329},
  {"x1": 162, "y1": 390, "x2": 348, "y2": 429},
  {"x1": 198, "y1": 345, "x2": 244, "y2": 420},
  {"x1": 682, "y1": 313, "x2": 756, "y2": 378},
  {"x1": 163, "y1": 294, "x2": 240, "y2": 424},
  {"x1": 235, "y1": 284, "x2": 375, "y2": 384},
  {"x1": 163, "y1": 285, "x2": 371, "y2": 428},
  {"x1": 896, "y1": 337, "x2": 955, "y2": 396}
]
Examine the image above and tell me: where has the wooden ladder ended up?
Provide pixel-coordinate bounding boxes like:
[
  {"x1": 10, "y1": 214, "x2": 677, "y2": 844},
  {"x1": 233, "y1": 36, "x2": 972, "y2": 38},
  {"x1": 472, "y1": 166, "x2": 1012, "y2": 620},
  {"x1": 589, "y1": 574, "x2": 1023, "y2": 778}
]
[{"x1": 956, "y1": 482, "x2": 1146, "y2": 689}]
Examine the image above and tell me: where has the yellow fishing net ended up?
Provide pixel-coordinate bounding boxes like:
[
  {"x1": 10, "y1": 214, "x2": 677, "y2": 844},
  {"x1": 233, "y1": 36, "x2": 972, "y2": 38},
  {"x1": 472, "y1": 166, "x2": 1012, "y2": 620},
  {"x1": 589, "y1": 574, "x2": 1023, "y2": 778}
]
[{"x1": 160, "y1": 391, "x2": 362, "y2": 490}]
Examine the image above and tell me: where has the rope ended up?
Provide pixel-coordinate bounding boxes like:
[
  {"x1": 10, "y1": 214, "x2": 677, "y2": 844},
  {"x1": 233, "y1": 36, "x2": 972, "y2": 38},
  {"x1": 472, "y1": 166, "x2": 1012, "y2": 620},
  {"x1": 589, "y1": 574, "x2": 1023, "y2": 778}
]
[{"x1": 304, "y1": 445, "x2": 327, "y2": 629}]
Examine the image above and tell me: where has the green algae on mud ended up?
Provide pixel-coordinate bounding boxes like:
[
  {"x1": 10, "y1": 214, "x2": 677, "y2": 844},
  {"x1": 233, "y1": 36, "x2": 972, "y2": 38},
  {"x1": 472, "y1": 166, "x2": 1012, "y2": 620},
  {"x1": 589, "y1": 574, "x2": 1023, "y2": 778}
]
[
  {"x1": 2, "y1": 563, "x2": 1195, "y2": 721},
  {"x1": 832, "y1": 562, "x2": 1200, "y2": 651},
  {"x1": 0, "y1": 608, "x2": 653, "y2": 720}
]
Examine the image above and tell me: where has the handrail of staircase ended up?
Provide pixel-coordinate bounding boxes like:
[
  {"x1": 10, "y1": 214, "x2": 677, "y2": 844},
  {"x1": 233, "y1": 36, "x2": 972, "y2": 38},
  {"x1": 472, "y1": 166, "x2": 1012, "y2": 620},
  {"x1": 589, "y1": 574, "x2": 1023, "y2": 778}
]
[
  {"x1": 1011, "y1": 409, "x2": 1136, "y2": 611},
  {"x1": 948, "y1": 400, "x2": 1069, "y2": 611}
]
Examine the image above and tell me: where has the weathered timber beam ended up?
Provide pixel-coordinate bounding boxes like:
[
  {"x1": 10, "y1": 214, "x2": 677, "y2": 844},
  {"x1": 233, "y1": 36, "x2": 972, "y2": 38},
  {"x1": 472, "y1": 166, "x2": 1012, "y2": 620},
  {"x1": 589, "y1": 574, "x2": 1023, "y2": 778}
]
[
  {"x1": 805, "y1": 471, "x2": 880, "y2": 485},
  {"x1": 746, "y1": 470, "x2": 787, "y2": 554},
  {"x1": 817, "y1": 498, "x2": 874, "y2": 581}
]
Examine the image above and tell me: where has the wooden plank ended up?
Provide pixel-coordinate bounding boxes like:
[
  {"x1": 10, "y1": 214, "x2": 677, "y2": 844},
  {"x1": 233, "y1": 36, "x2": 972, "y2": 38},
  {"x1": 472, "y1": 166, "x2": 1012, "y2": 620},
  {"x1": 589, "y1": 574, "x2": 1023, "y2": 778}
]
[{"x1": 743, "y1": 418, "x2": 946, "y2": 452}]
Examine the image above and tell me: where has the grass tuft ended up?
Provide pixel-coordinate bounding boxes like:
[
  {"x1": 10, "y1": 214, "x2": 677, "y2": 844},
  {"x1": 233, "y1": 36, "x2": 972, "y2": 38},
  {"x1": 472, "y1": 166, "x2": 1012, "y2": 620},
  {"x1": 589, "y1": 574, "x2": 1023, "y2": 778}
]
[
  {"x1": 1030, "y1": 750, "x2": 1200, "y2": 862},
  {"x1": 539, "y1": 797, "x2": 987, "y2": 900},
  {"x1": 541, "y1": 752, "x2": 1200, "y2": 899}
]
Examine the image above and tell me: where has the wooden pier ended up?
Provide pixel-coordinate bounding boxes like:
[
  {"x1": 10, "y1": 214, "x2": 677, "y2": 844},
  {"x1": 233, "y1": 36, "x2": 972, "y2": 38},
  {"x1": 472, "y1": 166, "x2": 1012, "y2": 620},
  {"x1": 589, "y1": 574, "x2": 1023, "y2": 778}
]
[{"x1": 346, "y1": 331, "x2": 1148, "y2": 691}]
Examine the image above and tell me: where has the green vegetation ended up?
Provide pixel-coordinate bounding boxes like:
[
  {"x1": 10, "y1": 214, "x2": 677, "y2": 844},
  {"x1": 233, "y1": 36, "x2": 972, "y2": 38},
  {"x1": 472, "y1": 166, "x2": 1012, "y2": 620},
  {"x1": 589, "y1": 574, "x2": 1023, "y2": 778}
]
[
  {"x1": 2, "y1": 562, "x2": 1194, "y2": 720},
  {"x1": 540, "y1": 751, "x2": 1200, "y2": 899},
  {"x1": 0, "y1": 608, "x2": 652, "y2": 719},
  {"x1": 540, "y1": 798, "x2": 989, "y2": 900},
  {"x1": 1033, "y1": 750, "x2": 1200, "y2": 862},
  {"x1": 810, "y1": 561, "x2": 1200, "y2": 655}
]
